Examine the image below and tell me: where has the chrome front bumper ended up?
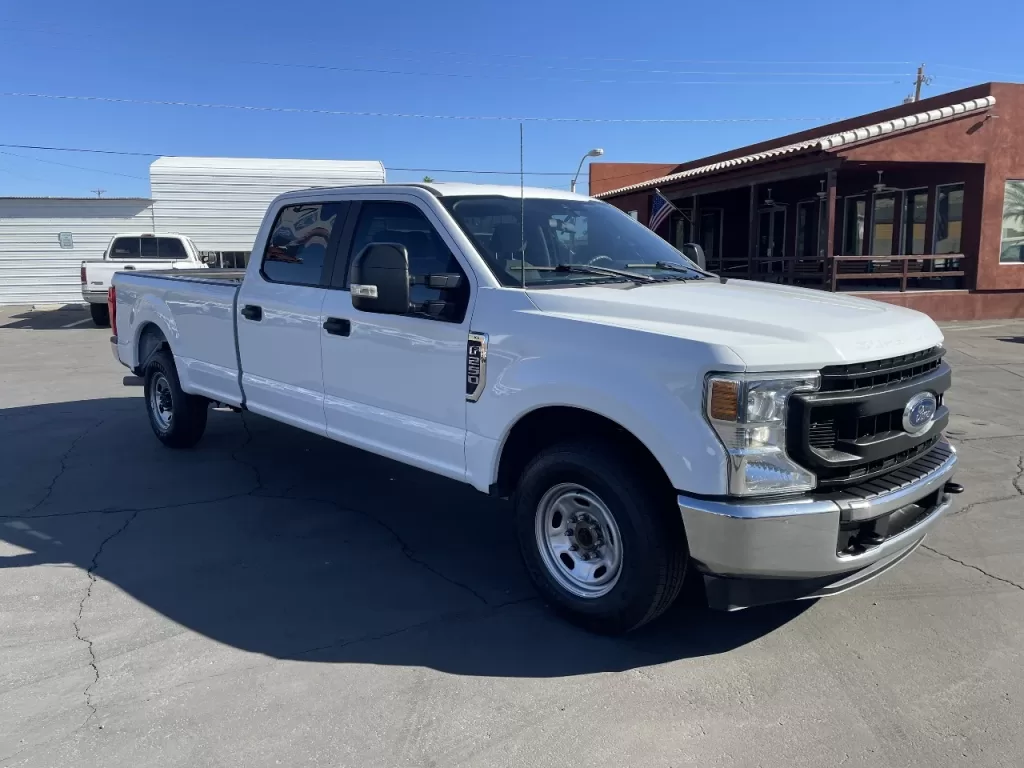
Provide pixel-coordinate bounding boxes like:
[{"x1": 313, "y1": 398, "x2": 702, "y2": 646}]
[{"x1": 679, "y1": 444, "x2": 957, "y2": 605}]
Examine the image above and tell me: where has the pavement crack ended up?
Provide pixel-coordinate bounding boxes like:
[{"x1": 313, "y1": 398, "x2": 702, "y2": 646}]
[
  {"x1": 0, "y1": 491, "x2": 258, "y2": 520},
  {"x1": 21, "y1": 419, "x2": 105, "y2": 516},
  {"x1": 259, "y1": 490, "x2": 493, "y2": 606},
  {"x1": 230, "y1": 412, "x2": 266, "y2": 494},
  {"x1": 73, "y1": 509, "x2": 140, "y2": 726},
  {"x1": 1013, "y1": 454, "x2": 1024, "y2": 497},
  {"x1": 922, "y1": 544, "x2": 1024, "y2": 592}
]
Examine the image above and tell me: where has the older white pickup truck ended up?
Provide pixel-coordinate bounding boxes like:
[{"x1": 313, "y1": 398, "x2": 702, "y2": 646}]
[
  {"x1": 110, "y1": 182, "x2": 960, "y2": 633},
  {"x1": 81, "y1": 232, "x2": 206, "y2": 326}
]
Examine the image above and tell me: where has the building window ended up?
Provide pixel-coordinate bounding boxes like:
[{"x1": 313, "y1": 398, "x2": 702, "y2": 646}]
[
  {"x1": 795, "y1": 200, "x2": 819, "y2": 258},
  {"x1": 699, "y1": 209, "x2": 723, "y2": 264},
  {"x1": 870, "y1": 195, "x2": 896, "y2": 256},
  {"x1": 842, "y1": 197, "x2": 866, "y2": 255},
  {"x1": 902, "y1": 189, "x2": 928, "y2": 255},
  {"x1": 1000, "y1": 180, "x2": 1024, "y2": 264},
  {"x1": 934, "y1": 183, "x2": 964, "y2": 254}
]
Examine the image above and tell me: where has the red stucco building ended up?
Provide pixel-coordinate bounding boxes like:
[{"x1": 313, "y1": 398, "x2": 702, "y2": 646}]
[{"x1": 592, "y1": 82, "x2": 1024, "y2": 320}]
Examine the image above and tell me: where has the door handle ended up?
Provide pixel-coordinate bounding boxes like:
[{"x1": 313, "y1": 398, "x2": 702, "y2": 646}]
[
  {"x1": 323, "y1": 317, "x2": 351, "y2": 337},
  {"x1": 240, "y1": 304, "x2": 263, "y2": 321},
  {"x1": 123, "y1": 265, "x2": 136, "y2": 270}
]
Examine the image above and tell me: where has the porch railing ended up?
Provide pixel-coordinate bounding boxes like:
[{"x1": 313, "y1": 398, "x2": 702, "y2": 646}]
[{"x1": 828, "y1": 254, "x2": 966, "y2": 292}]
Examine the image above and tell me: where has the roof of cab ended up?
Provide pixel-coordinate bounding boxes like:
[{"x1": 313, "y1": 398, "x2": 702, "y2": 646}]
[{"x1": 278, "y1": 182, "x2": 593, "y2": 201}]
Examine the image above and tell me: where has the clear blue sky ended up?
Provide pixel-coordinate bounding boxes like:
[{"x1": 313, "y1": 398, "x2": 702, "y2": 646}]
[{"x1": 0, "y1": 0, "x2": 1020, "y2": 198}]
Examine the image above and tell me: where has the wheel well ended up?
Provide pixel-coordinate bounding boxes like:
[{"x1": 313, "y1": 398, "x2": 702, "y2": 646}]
[
  {"x1": 135, "y1": 323, "x2": 169, "y2": 374},
  {"x1": 494, "y1": 406, "x2": 673, "y2": 498}
]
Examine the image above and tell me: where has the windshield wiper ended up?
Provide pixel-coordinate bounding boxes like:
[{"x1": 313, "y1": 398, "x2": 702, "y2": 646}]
[
  {"x1": 529, "y1": 264, "x2": 657, "y2": 283},
  {"x1": 626, "y1": 261, "x2": 713, "y2": 279}
]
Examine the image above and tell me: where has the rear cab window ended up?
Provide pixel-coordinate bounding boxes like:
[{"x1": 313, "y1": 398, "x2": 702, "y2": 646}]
[{"x1": 109, "y1": 236, "x2": 189, "y2": 260}]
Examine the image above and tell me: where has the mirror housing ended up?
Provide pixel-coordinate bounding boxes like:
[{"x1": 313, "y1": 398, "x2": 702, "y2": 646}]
[
  {"x1": 349, "y1": 243, "x2": 411, "y2": 314},
  {"x1": 681, "y1": 243, "x2": 706, "y2": 270}
]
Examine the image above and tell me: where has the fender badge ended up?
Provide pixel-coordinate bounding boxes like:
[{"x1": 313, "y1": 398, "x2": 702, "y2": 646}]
[{"x1": 466, "y1": 332, "x2": 488, "y2": 402}]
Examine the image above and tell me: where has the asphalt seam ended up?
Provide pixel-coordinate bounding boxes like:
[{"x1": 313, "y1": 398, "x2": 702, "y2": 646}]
[
  {"x1": 921, "y1": 544, "x2": 1024, "y2": 592},
  {"x1": 73, "y1": 509, "x2": 140, "y2": 726}
]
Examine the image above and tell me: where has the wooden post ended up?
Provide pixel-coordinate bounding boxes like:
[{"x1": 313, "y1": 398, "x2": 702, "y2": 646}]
[
  {"x1": 923, "y1": 183, "x2": 938, "y2": 274},
  {"x1": 824, "y1": 170, "x2": 837, "y2": 290},
  {"x1": 747, "y1": 184, "x2": 757, "y2": 279},
  {"x1": 901, "y1": 256, "x2": 910, "y2": 292},
  {"x1": 692, "y1": 193, "x2": 701, "y2": 247}
]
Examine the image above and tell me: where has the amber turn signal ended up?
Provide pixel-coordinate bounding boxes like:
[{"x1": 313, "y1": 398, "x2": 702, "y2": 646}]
[{"x1": 708, "y1": 378, "x2": 740, "y2": 422}]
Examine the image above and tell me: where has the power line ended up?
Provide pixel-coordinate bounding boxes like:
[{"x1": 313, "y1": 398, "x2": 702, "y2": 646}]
[
  {"x1": 0, "y1": 150, "x2": 148, "y2": 180},
  {"x1": 0, "y1": 92, "x2": 842, "y2": 123},
  {"x1": 0, "y1": 143, "x2": 589, "y2": 176}
]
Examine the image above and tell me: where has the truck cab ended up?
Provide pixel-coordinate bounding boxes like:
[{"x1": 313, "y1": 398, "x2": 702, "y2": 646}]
[{"x1": 110, "y1": 182, "x2": 959, "y2": 633}]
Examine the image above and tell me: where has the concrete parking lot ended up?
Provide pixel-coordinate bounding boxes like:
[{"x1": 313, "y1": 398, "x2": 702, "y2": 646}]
[{"x1": 1, "y1": 304, "x2": 1022, "y2": 768}]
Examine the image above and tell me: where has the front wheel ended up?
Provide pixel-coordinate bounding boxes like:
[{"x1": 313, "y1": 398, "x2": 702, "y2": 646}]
[
  {"x1": 144, "y1": 350, "x2": 208, "y2": 448},
  {"x1": 514, "y1": 440, "x2": 688, "y2": 634}
]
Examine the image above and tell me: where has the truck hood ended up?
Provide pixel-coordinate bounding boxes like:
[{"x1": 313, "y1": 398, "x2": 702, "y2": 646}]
[{"x1": 525, "y1": 278, "x2": 944, "y2": 370}]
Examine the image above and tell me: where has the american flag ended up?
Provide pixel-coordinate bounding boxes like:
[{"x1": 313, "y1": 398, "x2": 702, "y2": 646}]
[{"x1": 649, "y1": 189, "x2": 674, "y2": 232}]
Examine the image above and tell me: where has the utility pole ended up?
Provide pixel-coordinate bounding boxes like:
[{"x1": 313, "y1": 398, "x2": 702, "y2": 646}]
[
  {"x1": 906, "y1": 63, "x2": 933, "y2": 103},
  {"x1": 91, "y1": 188, "x2": 106, "y2": 198}
]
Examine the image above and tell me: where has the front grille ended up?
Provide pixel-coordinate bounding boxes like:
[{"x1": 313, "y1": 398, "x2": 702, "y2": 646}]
[
  {"x1": 816, "y1": 436, "x2": 940, "y2": 485},
  {"x1": 789, "y1": 347, "x2": 951, "y2": 488},
  {"x1": 819, "y1": 347, "x2": 944, "y2": 393}
]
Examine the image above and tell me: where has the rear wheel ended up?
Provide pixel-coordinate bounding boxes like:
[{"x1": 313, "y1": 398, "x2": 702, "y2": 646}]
[
  {"x1": 144, "y1": 350, "x2": 208, "y2": 448},
  {"x1": 89, "y1": 302, "x2": 110, "y2": 327},
  {"x1": 514, "y1": 440, "x2": 688, "y2": 634}
]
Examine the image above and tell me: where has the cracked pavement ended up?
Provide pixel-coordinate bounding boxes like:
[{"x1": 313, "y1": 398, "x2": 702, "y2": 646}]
[{"x1": 1, "y1": 305, "x2": 1023, "y2": 768}]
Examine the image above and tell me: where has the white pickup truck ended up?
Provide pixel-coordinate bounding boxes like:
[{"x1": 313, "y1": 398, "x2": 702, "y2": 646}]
[
  {"x1": 110, "y1": 182, "x2": 960, "y2": 633},
  {"x1": 82, "y1": 232, "x2": 206, "y2": 326}
]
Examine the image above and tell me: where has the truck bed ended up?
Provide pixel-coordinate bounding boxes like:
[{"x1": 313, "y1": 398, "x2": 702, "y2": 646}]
[
  {"x1": 128, "y1": 268, "x2": 247, "y2": 285},
  {"x1": 113, "y1": 269, "x2": 244, "y2": 406}
]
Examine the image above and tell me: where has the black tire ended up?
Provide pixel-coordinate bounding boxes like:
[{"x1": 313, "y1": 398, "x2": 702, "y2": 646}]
[
  {"x1": 89, "y1": 302, "x2": 110, "y2": 327},
  {"x1": 143, "y1": 349, "x2": 208, "y2": 448},
  {"x1": 514, "y1": 440, "x2": 688, "y2": 634}
]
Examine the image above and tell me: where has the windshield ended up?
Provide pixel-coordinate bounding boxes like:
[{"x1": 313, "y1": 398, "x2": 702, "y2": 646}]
[{"x1": 442, "y1": 196, "x2": 705, "y2": 287}]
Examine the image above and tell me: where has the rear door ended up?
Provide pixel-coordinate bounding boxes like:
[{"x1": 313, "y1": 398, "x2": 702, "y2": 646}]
[
  {"x1": 318, "y1": 197, "x2": 474, "y2": 480},
  {"x1": 236, "y1": 201, "x2": 350, "y2": 435}
]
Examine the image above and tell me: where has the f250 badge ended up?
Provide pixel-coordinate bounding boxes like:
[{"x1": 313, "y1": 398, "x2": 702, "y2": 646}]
[{"x1": 466, "y1": 332, "x2": 488, "y2": 402}]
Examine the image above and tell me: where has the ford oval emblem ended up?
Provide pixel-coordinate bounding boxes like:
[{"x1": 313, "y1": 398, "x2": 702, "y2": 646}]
[{"x1": 903, "y1": 392, "x2": 937, "y2": 434}]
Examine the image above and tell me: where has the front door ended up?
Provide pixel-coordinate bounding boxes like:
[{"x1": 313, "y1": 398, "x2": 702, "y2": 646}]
[
  {"x1": 756, "y1": 207, "x2": 786, "y2": 278},
  {"x1": 235, "y1": 201, "x2": 350, "y2": 435},
  {"x1": 319, "y1": 198, "x2": 474, "y2": 481}
]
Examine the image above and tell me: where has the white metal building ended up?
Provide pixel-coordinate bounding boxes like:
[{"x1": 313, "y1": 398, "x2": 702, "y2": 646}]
[
  {"x1": 0, "y1": 156, "x2": 385, "y2": 306},
  {"x1": 0, "y1": 197, "x2": 156, "y2": 306}
]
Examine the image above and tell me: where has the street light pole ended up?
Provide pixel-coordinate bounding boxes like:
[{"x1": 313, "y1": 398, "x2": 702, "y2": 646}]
[{"x1": 571, "y1": 148, "x2": 604, "y2": 193}]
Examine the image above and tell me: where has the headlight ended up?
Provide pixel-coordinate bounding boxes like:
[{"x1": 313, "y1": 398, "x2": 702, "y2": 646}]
[{"x1": 705, "y1": 372, "x2": 820, "y2": 496}]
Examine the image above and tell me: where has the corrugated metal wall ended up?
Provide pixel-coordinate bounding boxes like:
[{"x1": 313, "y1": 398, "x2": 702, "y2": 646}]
[
  {"x1": 149, "y1": 157, "x2": 386, "y2": 252},
  {"x1": 0, "y1": 198, "x2": 155, "y2": 306}
]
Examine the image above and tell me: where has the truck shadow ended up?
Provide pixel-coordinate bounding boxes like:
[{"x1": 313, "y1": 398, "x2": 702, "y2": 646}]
[
  {"x1": 0, "y1": 397, "x2": 809, "y2": 678},
  {"x1": 0, "y1": 305, "x2": 98, "y2": 330}
]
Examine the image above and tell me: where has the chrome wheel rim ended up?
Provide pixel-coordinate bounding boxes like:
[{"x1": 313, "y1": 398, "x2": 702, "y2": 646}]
[
  {"x1": 534, "y1": 483, "x2": 623, "y2": 598},
  {"x1": 150, "y1": 373, "x2": 173, "y2": 431}
]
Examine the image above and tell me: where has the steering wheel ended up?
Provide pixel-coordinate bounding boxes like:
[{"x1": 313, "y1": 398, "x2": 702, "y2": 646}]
[{"x1": 587, "y1": 255, "x2": 614, "y2": 266}]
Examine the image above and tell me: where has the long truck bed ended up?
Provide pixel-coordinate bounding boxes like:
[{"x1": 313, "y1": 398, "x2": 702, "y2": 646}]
[{"x1": 112, "y1": 269, "x2": 246, "y2": 407}]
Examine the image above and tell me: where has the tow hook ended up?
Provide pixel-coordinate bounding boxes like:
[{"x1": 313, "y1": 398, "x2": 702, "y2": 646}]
[{"x1": 944, "y1": 481, "x2": 965, "y2": 494}]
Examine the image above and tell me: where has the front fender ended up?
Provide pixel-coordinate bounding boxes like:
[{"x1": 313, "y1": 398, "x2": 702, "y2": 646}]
[{"x1": 466, "y1": 322, "x2": 741, "y2": 496}]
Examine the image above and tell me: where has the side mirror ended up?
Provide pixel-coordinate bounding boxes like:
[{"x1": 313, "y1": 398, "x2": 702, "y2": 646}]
[
  {"x1": 349, "y1": 243, "x2": 410, "y2": 314},
  {"x1": 681, "y1": 243, "x2": 706, "y2": 270}
]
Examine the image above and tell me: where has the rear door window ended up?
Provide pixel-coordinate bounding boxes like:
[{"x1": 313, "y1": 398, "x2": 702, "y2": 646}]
[{"x1": 262, "y1": 202, "x2": 349, "y2": 286}]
